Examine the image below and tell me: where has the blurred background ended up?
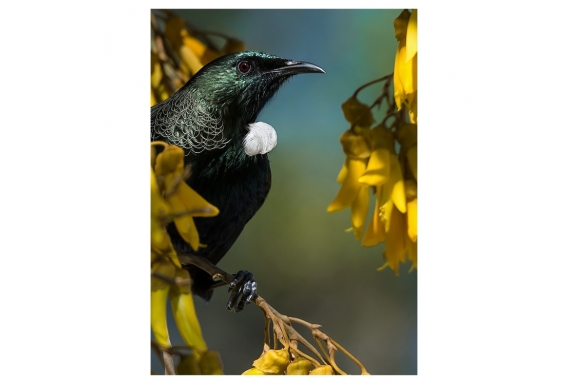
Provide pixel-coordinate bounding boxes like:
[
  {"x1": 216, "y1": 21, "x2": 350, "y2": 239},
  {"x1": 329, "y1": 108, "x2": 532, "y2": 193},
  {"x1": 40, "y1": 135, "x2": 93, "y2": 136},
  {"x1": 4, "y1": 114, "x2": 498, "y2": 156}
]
[{"x1": 151, "y1": 8, "x2": 417, "y2": 375}]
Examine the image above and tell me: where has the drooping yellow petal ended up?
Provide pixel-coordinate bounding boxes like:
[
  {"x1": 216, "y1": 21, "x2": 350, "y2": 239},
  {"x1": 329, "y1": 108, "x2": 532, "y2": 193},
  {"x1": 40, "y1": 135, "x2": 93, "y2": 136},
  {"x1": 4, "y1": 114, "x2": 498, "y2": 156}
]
[
  {"x1": 336, "y1": 161, "x2": 348, "y2": 184},
  {"x1": 175, "y1": 214, "x2": 199, "y2": 250},
  {"x1": 406, "y1": 10, "x2": 418, "y2": 63},
  {"x1": 408, "y1": 90, "x2": 418, "y2": 123},
  {"x1": 151, "y1": 286, "x2": 171, "y2": 347},
  {"x1": 151, "y1": 167, "x2": 181, "y2": 264},
  {"x1": 171, "y1": 179, "x2": 220, "y2": 218},
  {"x1": 327, "y1": 158, "x2": 367, "y2": 212},
  {"x1": 170, "y1": 270, "x2": 208, "y2": 357},
  {"x1": 359, "y1": 147, "x2": 390, "y2": 186},
  {"x1": 406, "y1": 198, "x2": 417, "y2": 242},
  {"x1": 165, "y1": 191, "x2": 200, "y2": 251},
  {"x1": 406, "y1": 235, "x2": 417, "y2": 269},
  {"x1": 350, "y1": 184, "x2": 370, "y2": 240},
  {"x1": 400, "y1": 41, "x2": 415, "y2": 98},
  {"x1": 163, "y1": 176, "x2": 218, "y2": 251},
  {"x1": 378, "y1": 184, "x2": 394, "y2": 232},
  {"x1": 393, "y1": 40, "x2": 406, "y2": 111},
  {"x1": 389, "y1": 154, "x2": 407, "y2": 213},
  {"x1": 383, "y1": 207, "x2": 407, "y2": 275},
  {"x1": 362, "y1": 196, "x2": 386, "y2": 247}
]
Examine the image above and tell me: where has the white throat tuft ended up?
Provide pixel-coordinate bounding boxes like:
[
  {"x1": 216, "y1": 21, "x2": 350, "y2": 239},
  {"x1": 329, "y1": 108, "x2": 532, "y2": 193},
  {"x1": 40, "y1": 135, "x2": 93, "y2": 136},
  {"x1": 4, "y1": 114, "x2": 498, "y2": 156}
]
[{"x1": 243, "y1": 122, "x2": 278, "y2": 156}]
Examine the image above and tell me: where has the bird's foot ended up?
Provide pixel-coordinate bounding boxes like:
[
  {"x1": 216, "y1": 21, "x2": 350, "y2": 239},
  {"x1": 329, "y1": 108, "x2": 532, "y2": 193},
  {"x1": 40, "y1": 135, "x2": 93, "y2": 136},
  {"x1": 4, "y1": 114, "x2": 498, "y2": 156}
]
[{"x1": 226, "y1": 270, "x2": 258, "y2": 313}]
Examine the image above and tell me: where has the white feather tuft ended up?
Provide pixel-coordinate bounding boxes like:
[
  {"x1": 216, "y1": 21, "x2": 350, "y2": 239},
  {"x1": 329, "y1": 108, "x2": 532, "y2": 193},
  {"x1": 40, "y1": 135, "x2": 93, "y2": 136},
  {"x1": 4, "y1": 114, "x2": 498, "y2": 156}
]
[{"x1": 243, "y1": 122, "x2": 278, "y2": 156}]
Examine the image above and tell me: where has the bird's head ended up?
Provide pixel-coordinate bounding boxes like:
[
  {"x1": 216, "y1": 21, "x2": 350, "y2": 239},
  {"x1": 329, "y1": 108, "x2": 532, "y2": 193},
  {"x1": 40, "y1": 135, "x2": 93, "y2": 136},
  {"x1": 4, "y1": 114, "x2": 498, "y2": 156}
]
[{"x1": 187, "y1": 51, "x2": 325, "y2": 135}]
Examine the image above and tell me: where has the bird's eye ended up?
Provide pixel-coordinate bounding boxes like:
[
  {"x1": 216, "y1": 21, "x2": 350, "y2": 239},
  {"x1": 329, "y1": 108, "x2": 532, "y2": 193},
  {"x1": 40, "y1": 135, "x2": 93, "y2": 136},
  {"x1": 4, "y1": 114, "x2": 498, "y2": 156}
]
[{"x1": 237, "y1": 61, "x2": 252, "y2": 74}]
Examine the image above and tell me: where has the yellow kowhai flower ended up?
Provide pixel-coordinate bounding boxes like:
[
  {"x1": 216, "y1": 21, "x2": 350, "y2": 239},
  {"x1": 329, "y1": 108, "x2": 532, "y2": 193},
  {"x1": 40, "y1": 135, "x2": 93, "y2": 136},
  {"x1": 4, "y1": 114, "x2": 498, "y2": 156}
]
[
  {"x1": 152, "y1": 142, "x2": 219, "y2": 252},
  {"x1": 151, "y1": 142, "x2": 221, "y2": 368},
  {"x1": 327, "y1": 128, "x2": 371, "y2": 240},
  {"x1": 330, "y1": 86, "x2": 418, "y2": 274},
  {"x1": 151, "y1": 260, "x2": 209, "y2": 360},
  {"x1": 371, "y1": 156, "x2": 414, "y2": 275},
  {"x1": 151, "y1": 165, "x2": 181, "y2": 268},
  {"x1": 393, "y1": 9, "x2": 417, "y2": 124}
]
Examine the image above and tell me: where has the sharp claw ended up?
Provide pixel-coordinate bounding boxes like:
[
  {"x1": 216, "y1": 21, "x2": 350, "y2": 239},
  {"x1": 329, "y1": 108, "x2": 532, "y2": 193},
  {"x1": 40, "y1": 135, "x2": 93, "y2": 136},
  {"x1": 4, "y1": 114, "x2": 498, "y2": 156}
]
[
  {"x1": 242, "y1": 281, "x2": 252, "y2": 295},
  {"x1": 225, "y1": 270, "x2": 257, "y2": 312}
]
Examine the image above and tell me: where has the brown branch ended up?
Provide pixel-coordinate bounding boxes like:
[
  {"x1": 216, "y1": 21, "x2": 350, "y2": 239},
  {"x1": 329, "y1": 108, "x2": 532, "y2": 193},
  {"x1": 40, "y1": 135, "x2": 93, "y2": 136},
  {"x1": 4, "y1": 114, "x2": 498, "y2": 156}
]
[
  {"x1": 178, "y1": 252, "x2": 368, "y2": 374},
  {"x1": 151, "y1": 271, "x2": 191, "y2": 287},
  {"x1": 163, "y1": 351, "x2": 176, "y2": 375},
  {"x1": 152, "y1": 340, "x2": 178, "y2": 375}
]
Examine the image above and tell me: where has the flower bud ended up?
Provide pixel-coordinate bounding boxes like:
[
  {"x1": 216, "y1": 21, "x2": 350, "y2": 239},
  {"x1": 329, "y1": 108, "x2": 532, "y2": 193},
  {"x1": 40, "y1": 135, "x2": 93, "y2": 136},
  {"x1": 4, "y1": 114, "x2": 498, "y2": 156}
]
[
  {"x1": 340, "y1": 129, "x2": 371, "y2": 159},
  {"x1": 341, "y1": 96, "x2": 375, "y2": 127},
  {"x1": 252, "y1": 349, "x2": 290, "y2": 374},
  {"x1": 309, "y1": 365, "x2": 335, "y2": 375},
  {"x1": 286, "y1": 357, "x2": 313, "y2": 375},
  {"x1": 394, "y1": 9, "x2": 411, "y2": 41}
]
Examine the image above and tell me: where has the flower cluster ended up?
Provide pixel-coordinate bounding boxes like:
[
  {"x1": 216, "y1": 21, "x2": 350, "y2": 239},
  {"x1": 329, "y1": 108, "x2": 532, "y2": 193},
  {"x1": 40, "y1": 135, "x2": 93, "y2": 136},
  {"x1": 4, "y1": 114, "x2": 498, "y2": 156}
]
[
  {"x1": 327, "y1": 9, "x2": 417, "y2": 275},
  {"x1": 242, "y1": 349, "x2": 335, "y2": 375},
  {"x1": 151, "y1": 10, "x2": 245, "y2": 106},
  {"x1": 239, "y1": 297, "x2": 369, "y2": 375},
  {"x1": 151, "y1": 141, "x2": 222, "y2": 374}
]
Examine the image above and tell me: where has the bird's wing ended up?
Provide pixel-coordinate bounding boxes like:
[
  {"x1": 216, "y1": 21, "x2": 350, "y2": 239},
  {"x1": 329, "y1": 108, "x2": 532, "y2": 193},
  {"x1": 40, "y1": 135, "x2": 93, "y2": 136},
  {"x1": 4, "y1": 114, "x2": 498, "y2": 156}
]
[{"x1": 151, "y1": 91, "x2": 230, "y2": 154}]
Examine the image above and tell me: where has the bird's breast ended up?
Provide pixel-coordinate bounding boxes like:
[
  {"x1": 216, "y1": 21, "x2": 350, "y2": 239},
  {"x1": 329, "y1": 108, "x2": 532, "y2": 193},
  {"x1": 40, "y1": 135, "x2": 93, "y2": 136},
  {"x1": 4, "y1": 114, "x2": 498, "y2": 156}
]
[{"x1": 185, "y1": 151, "x2": 272, "y2": 265}]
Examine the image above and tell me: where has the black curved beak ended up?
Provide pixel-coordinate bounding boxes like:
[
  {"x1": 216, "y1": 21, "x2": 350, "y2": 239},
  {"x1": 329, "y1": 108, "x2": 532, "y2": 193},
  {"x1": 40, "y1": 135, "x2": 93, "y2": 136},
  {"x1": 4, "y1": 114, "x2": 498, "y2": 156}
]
[{"x1": 271, "y1": 60, "x2": 326, "y2": 76}]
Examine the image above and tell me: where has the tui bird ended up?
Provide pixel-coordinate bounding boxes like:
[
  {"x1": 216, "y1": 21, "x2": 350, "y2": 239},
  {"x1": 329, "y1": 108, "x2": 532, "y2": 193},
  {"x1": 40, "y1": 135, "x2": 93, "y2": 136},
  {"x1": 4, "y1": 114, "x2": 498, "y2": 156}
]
[{"x1": 151, "y1": 51, "x2": 325, "y2": 312}]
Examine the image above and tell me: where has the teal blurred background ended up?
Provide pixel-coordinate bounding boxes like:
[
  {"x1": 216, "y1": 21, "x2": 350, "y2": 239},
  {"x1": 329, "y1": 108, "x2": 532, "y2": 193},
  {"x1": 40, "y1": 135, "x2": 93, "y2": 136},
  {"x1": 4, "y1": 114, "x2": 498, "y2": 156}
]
[{"x1": 151, "y1": 9, "x2": 417, "y2": 375}]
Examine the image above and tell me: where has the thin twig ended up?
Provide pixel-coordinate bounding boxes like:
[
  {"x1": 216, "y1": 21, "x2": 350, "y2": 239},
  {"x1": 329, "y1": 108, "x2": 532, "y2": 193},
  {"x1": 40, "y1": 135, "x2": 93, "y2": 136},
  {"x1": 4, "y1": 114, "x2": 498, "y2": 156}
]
[
  {"x1": 353, "y1": 73, "x2": 393, "y2": 98},
  {"x1": 163, "y1": 351, "x2": 176, "y2": 375},
  {"x1": 331, "y1": 339, "x2": 369, "y2": 375}
]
